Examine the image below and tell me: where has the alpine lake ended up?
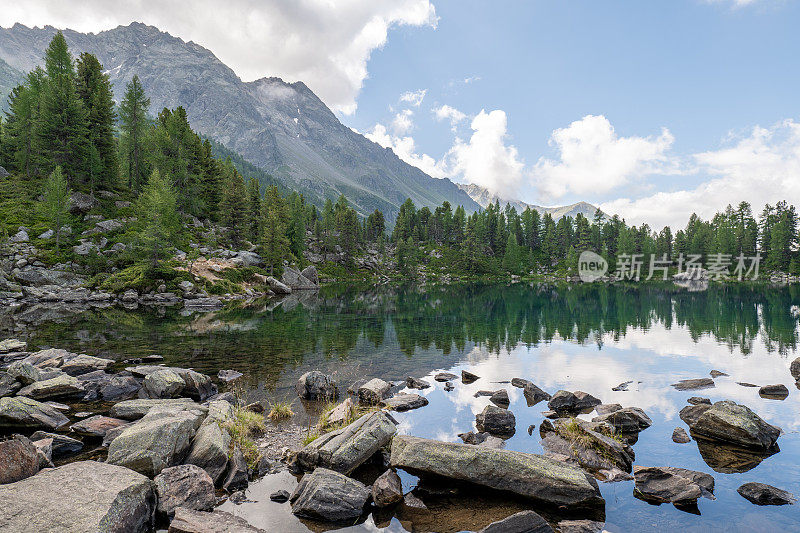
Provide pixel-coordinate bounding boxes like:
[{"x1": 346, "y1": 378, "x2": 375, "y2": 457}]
[{"x1": 3, "y1": 281, "x2": 800, "y2": 533}]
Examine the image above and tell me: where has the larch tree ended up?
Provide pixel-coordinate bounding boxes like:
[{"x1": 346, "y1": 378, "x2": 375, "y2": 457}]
[
  {"x1": 135, "y1": 169, "x2": 182, "y2": 269},
  {"x1": 38, "y1": 165, "x2": 71, "y2": 252},
  {"x1": 76, "y1": 52, "x2": 118, "y2": 189},
  {"x1": 119, "y1": 75, "x2": 150, "y2": 190}
]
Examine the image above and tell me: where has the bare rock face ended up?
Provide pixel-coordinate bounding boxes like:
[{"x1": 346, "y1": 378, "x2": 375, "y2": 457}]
[
  {"x1": 290, "y1": 468, "x2": 370, "y2": 522},
  {"x1": 0, "y1": 461, "x2": 155, "y2": 532},
  {"x1": 390, "y1": 435, "x2": 604, "y2": 509}
]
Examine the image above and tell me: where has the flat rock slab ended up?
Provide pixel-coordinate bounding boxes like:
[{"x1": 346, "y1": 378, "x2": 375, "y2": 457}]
[
  {"x1": 689, "y1": 400, "x2": 780, "y2": 451},
  {"x1": 168, "y1": 507, "x2": 266, "y2": 532},
  {"x1": 478, "y1": 510, "x2": 554, "y2": 533},
  {"x1": 0, "y1": 396, "x2": 69, "y2": 430},
  {"x1": 110, "y1": 398, "x2": 196, "y2": 420},
  {"x1": 290, "y1": 467, "x2": 370, "y2": 522},
  {"x1": 737, "y1": 482, "x2": 796, "y2": 506},
  {"x1": 390, "y1": 435, "x2": 604, "y2": 509},
  {"x1": 0, "y1": 460, "x2": 155, "y2": 532},
  {"x1": 382, "y1": 393, "x2": 429, "y2": 411},
  {"x1": 434, "y1": 372, "x2": 458, "y2": 382},
  {"x1": 672, "y1": 378, "x2": 715, "y2": 391},
  {"x1": 633, "y1": 466, "x2": 715, "y2": 504},
  {"x1": 70, "y1": 415, "x2": 129, "y2": 437},
  {"x1": 18, "y1": 374, "x2": 85, "y2": 401}
]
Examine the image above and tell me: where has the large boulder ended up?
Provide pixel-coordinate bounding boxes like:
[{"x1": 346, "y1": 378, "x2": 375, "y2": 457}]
[
  {"x1": 154, "y1": 464, "x2": 216, "y2": 517},
  {"x1": 70, "y1": 415, "x2": 129, "y2": 438},
  {"x1": 0, "y1": 396, "x2": 69, "y2": 430},
  {"x1": 476, "y1": 405, "x2": 516, "y2": 437},
  {"x1": 372, "y1": 469, "x2": 403, "y2": 507},
  {"x1": 290, "y1": 467, "x2": 370, "y2": 522},
  {"x1": 168, "y1": 508, "x2": 266, "y2": 532},
  {"x1": 300, "y1": 265, "x2": 319, "y2": 285},
  {"x1": 541, "y1": 418, "x2": 635, "y2": 474},
  {"x1": 142, "y1": 368, "x2": 186, "y2": 399},
  {"x1": 689, "y1": 400, "x2": 780, "y2": 451},
  {"x1": 0, "y1": 461, "x2": 155, "y2": 532},
  {"x1": 633, "y1": 466, "x2": 715, "y2": 504},
  {"x1": 737, "y1": 482, "x2": 796, "y2": 506},
  {"x1": 70, "y1": 191, "x2": 100, "y2": 214},
  {"x1": 382, "y1": 393, "x2": 429, "y2": 412},
  {"x1": 478, "y1": 511, "x2": 554, "y2": 533},
  {"x1": 61, "y1": 354, "x2": 114, "y2": 376},
  {"x1": 107, "y1": 403, "x2": 207, "y2": 477},
  {"x1": 390, "y1": 435, "x2": 604, "y2": 508},
  {"x1": 357, "y1": 377, "x2": 391, "y2": 405},
  {"x1": 295, "y1": 410, "x2": 397, "y2": 474},
  {"x1": 592, "y1": 406, "x2": 652, "y2": 433},
  {"x1": 0, "y1": 435, "x2": 40, "y2": 484},
  {"x1": 18, "y1": 374, "x2": 85, "y2": 400},
  {"x1": 547, "y1": 390, "x2": 601, "y2": 414},
  {"x1": 282, "y1": 266, "x2": 317, "y2": 290},
  {"x1": 185, "y1": 420, "x2": 231, "y2": 484},
  {"x1": 110, "y1": 398, "x2": 196, "y2": 420},
  {"x1": 295, "y1": 370, "x2": 338, "y2": 401},
  {"x1": 266, "y1": 276, "x2": 291, "y2": 295}
]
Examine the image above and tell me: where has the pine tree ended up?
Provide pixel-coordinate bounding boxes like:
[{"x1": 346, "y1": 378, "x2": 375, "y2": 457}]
[
  {"x1": 37, "y1": 32, "x2": 89, "y2": 182},
  {"x1": 502, "y1": 232, "x2": 523, "y2": 274},
  {"x1": 135, "y1": 169, "x2": 181, "y2": 269},
  {"x1": 199, "y1": 140, "x2": 222, "y2": 220},
  {"x1": 247, "y1": 178, "x2": 261, "y2": 242},
  {"x1": 76, "y1": 52, "x2": 118, "y2": 189},
  {"x1": 220, "y1": 164, "x2": 248, "y2": 247},
  {"x1": 119, "y1": 75, "x2": 150, "y2": 190},
  {"x1": 38, "y1": 166, "x2": 71, "y2": 251},
  {"x1": 260, "y1": 185, "x2": 290, "y2": 274},
  {"x1": 287, "y1": 193, "x2": 306, "y2": 259}
]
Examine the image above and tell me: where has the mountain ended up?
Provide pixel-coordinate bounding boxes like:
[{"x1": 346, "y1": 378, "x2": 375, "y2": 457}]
[
  {"x1": 457, "y1": 183, "x2": 607, "y2": 221},
  {"x1": 0, "y1": 57, "x2": 23, "y2": 112},
  {"x1": 0, "y1": 22, "x2": 479, "y2": 220}
]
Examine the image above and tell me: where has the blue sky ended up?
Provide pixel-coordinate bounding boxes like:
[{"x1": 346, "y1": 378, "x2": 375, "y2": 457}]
[{"x1": 5, "y1": 0, "x2": 800, "y2": 228}]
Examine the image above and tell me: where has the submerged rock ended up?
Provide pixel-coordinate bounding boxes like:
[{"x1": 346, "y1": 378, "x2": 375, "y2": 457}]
[
  {"x1": 168, "y1": 507, "x2": 266, "y2": 532},
  {"x1": 357, "y1": 378, "x2": 391, "y2": 405},
  {"x1": 154, "y1": 464, "x2": 216, "y2": 517},
  {"x1": 390, "y1": 435, "x2": 604, "y2": 508},
  {"x1": 372, "y1": 469, "x2": 404, "y2": 507},
  {"x1": 478, "y1": 510, "x2": 554, "y2": 533},
  {"x1": 737, "y1": 482, "x2": 796, "y2": 506},
  {"x1": 290, "y1": 467, "x2": 370, "y2": 522},
  {"x1": 709, "y1": 370, "x2": 728, "y2": 378},
  {"x1": 295, "y1": 410, "x2": 397, "y2": 474},
  {"x1": 476, "y1": 405, "x2": 516, "y2": 437},
  {"x1": 689, "y1": 400, "x2": 780, "y2": 451},
  {"x1": 406, "y1": 376, "x2": 431, "y2": 389},
  {"x1": 217, "y1": 369, "x2": 243, "y2": 383},
  {"x1": 633, "y1": 466, "x2": 715, "y2": 504},
  {"x1": 382, "y1": 393, "x2": 428, "y2": 411},
  {"x1": 0, "y1": 396, "x2": 69, "y2": 430},
  {"x1": 672, "y1": 378, "x2": 715, "y2": 391},
  {"x1": 695, "y1": 438, "x2": 775, "y2": 474},
  {"x1": 295, "y1": 371, "x2": 338, "y2": 401},
  {"x1": 688, "y1": 397, "x2": 711, "y2": 405},
  {"x1": 0, "y1": 461, "x2": 155, "y2": 533}
]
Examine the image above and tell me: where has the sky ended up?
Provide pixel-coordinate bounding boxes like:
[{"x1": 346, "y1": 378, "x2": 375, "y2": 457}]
[{"x1": 3, "y1": 0, "x2": 800, "y2": 229}]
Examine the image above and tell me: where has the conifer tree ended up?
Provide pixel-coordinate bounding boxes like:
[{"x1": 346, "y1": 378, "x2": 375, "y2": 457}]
[
  {"x1": 502, "y1": 232, "x2": 523, "y2": 274},
  {"x1": 37, "y1": 32, "x2": 89, "y2": 181},
  {"x1": 287, "y1": 193, "x2": 306, "y2": 259},
  {"x1": 135, "y1": 169, "x2": 181, "y2": 269},
  {"x1": 76, "y1": 52, "x2": 118, "y2": 188},
  {"x1": 247, "y1": 178, "x2": 261, "y2": 242},
  {"x1": 38, "y1": 165, "x2": 71, "y2": 251},
  {"x1": 260, "y1": 185, "x2": 290, "y2": 273},
  {"x1": 199, "y1": 140, "x2": 222, "y2": 220},
  {"x1": 220, "y1": 164, "x2": 248, "y2": 247},
  {"x1": 119, "y1": 75, "x2": 150, "y2": 190}
]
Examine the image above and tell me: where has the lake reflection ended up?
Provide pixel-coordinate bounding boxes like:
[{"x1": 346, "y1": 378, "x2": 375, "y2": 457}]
[{"x1": 5, "y1": 282, "x2": 800, "y2": 532}]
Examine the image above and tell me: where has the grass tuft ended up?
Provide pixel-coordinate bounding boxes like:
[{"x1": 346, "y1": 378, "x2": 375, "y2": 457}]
[
  {"x1": 267, "y1": 401, "x2": 294, "y2": 422},
  {"x1": 225, "y1": 407, "x2": 267, "y2": 469}
]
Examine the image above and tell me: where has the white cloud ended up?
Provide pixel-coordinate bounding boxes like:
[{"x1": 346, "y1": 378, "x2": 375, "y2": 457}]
[
  {"x1": 433, "y1": 104, "x2": 467, "y2": 130},
  {"x1": 446, "y1": 110, "x2": 525, "y2": 194},
  {"x1": 391, "y1": 109, "x2": 415, "y2": 135},
  {"x1": 399, "y1": 89, "x2": 427, "y2": 107},
  {"x1": 533, "y1": 115, "x2": 676, "y2": 201},
  {"x1": 0, "y1": 0, "x2": 438, "y2": 114},
  {"x1": 602, "y1": 119, "x2": 800, "y2": 229},
  {"x1": 365, "y1": 124, "x2": 446, "y2": 179}
]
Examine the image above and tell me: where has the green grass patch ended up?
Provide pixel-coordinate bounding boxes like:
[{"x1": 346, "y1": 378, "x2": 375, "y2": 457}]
[
  {"x1": 225, "y1": 407, "x2": 267, "y2": 469},
  {"x1": 267, "y1": 401, "x2": 294, "y2": 422}
]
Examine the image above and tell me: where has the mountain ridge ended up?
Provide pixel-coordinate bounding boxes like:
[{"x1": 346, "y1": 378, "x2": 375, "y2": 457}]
[
  {"x1": 457, "y1": 182, "x2": 607, "y2": 221},
  {"x1": 0, "y1": 22, "x2": 480, "y2": 220}
]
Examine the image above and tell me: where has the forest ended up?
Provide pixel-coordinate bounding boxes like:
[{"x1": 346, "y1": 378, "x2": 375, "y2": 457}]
[{"x1": 1, "y1": 32, "x2": 798, "y2": 286}]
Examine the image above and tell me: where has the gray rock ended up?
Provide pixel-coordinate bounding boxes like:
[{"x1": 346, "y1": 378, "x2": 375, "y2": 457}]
[
  {"x1": 0, "y1": 396, "x2": 69, "y2": 430},
  {"x1": 231, "y1": 250, "x2": 264, "y2": 267},
  {"x1": 405, "y1": 376, "x2": 431, "y2": 389},
  {"x1": 18, "y1": 374, "x2": 85, "y2": 400},
  {"x1": 70, "y1": 191, "x2": 99, "y2": 213},
  {"x1": 222, "y1": 446, "x2": 249, "y2": 492},
  {"x1": 217, "y1": 369, "x2": 243, "y2": 382},
  {"x1": 547, "y1": 390, "x2": 601, "y2": 413},
  {"x1": 382, "y1": 393, "x2": 429, "y2": 411},
  {"x1": 791, "y1": 357, "x2": 800, "y2": 381},
  {"x1": 10, "y1": 229, "x2": 29, "y2": 243},
  {"x1": 357, "y1": 377, "x2": 391, "y2": 405},
  {"x1": 0, "y1": 338, "x2": 26, "y2": 353},
  {"x1": 435, "y1": 372, "x2": 457, "y2": 382},
  {"x1": 633, "y1": 466, "x2": 715, "y2": 504},
  {"x1": 107, "y1": 403, "x2": 206, "y2": 476},
  {"x1": 710, "y1": 370, "x2": 728, "y2": 378},
  {"x1": 689, "y1": 400, "x2": 780, "y2": 451},
  {"x1": 174, "y1": 369, "x2": 216, "y2": 401},
  {"x1": 595, "y1": 403, "x2": 622, "y2": 416},
  {"x1": 679, "y1": 403, "x2": 712, "y2": 426},
  {"x1": 154, "y1": 464, "x2": 216, "y2": 517},
  {"x1": 390, "y1": 435, "x2": 603, "y2": 508},
  {"x1": 688, "y1": 397, "x2": 711, "y2": 405},
  {"x1": 372, "y1": 469, "x2": 403, "y2": 507},
  {"x1": 737, "y1": 482, "x2": 796, "y2": 506},
  {"x1": 511, "y1": 377, "x2": 532, "y2": 388},
  {"x1": 0, "y1": 373, "x2": 21, "y2": 397},
  {"x1": 458, "y1": 431, "x2": 504, "y2": 449},
  {"x1": 523, "y1": 383, "x2": 551, "y2": 405},
  {"x1": 476, "y1": 405, "x2": 516, "y2": 437},
  {"x1": 295, "y1": 370, "x2": 337, "y2": 401},
  {"x1": 403, "y1": 492, "x2": 427, "y2": 510},
  {"x1": 6, "y1": 361, "x2": 42, "y2": 385},
  {"x1": 490, "y1": 389, "x2": 510, "y2": 407},
  {"x1": 300, "y1": 265, "x2": 319, "y2": 285},
  {"x1": 592, "y1": 406, "x2": 652, "y2": 433},
  {"x1": 295, "y1": 410, "x2": 397, "y2": 474},
  {"x1": 672, "y1": 427, "x2": 691, "y2": 443},
  {"x1": 0, "y1": 461, "x2": 155, "y2": 532},
  {"x1": 61, "y1": 354, "x2": 114, "y2": 376},
  {"x1": 478, "y1": 510, "x2": 554, "y2": 533},
  {"x1": 0, "y1": 165, "x2": 8, "y2": 178},
  {"x1": 462, "y1": 370, "x2": 480, "y2": 383},
  {"x1": 759, "y1": 384, "x2": 789, "y2": 399},
  {"x1": 31, "y1": 430, "x2": 84, "y2": 457},
  {"x1": 0, "y1": 434, "x2": 40, "y2": 484},
  {"x1": 281, "y1": 266, "x2": 317, "y2": 290},
  {"x1": 142, "y1": 368, "x2": 186, "y2": 399},
  {"x1": 100, "y1": 375, "x2": 142, "y2": 401},
  {"x1": 32, "y1": 437, "x2": 53, "y2": 468},
  {"x1": 557, "y1": 520, "x2": 605, "y2": 533},
  {"x1": 110, "y1": 398, "x2": 196, "y2": 420},
  {"x1": 542, "y1": 418, "x2": 635, "y2": 474},
  {"x1": 672, "y1": 378, "x2": 715, "y2": 391},
  {"x1": 168, "y1": 507, "x2": 266, "y2": 532},
  {"x1": 270, "y1": 489, "x2": 291, "y2": 502},
  {"x1": 266, "y1": 276, "x2": 291, "y2": 295},
  {"x1": 70, "y1": 415, "x2": 129, "y2": 438},
  {"x1": 290, "y1": 467, "x2": 370, "y2": 522}
]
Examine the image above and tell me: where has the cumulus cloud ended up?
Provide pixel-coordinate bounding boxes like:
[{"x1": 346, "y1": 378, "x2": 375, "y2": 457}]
[
  {"x1": 365, "y1": 123, "x2": 446, "y2": 179},
  {"x1": 532, "y1": 115, "x2": 676, "y2": 200},
  {"x1": 433, "y1": 104, "x2": 467, "y2": 130},
  {"x1": 399, "y1": 89, "x2": 427, "y2": 107},
  {"x1": 602, "y1": 119, "x2": 800, "y2": 229},
  {"x1": 391, "y1": 109, "x2": 415, "y2": 135},
  {"x1": 0, "y1": 0, "x2": 438, "y2": 114},
  {"x1": 446, "y1": 110, "x2": 525, "y2": 194}
]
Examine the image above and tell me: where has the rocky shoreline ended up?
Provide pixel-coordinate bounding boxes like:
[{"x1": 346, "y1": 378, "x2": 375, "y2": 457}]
[{"x1": 0, "y1": 339, "x2": 798, "y2": 532}]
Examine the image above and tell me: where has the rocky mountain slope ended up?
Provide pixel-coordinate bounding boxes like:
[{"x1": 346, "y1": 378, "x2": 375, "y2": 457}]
[
  {"x1": 0, "y1": 57, "x2": 23, "y2": 112},
  {"x1": 457, "y1": 183, "x2": 607, "y2": 221},
  {"x1": 0, "y1": 23, "x2": 479, "y2": 220}
]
